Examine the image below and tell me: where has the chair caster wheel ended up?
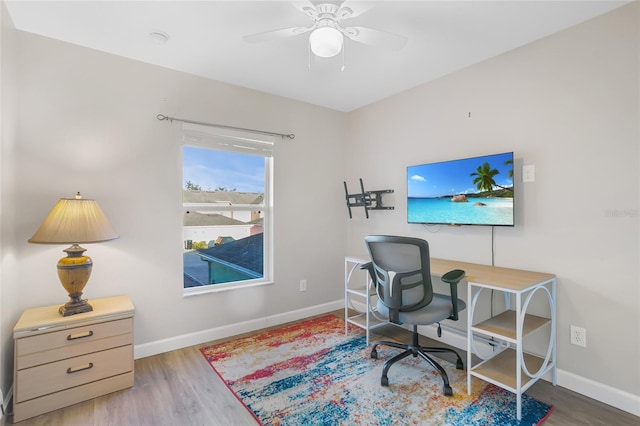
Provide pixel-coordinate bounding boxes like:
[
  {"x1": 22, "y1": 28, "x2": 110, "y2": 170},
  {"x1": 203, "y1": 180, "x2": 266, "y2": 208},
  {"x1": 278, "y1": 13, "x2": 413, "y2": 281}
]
[
  {"x1": 443, "y1": 385, "x2": 453, "y2": 396},
  {"x1": 370, "y1": 349, "x2": 378, "y2": 359},
  {"x1": 456, "y1": 359, "x2": 464, "y2": 370},
  {"x1": 381, "y1": 376, "x2": 389, "y2": 386}
]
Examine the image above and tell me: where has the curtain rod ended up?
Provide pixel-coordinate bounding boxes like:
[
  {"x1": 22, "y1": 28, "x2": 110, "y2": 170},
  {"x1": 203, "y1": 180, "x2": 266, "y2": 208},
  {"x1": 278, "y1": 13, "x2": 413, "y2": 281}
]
[{"x1": 156, "y1": 114, "x2": 295, "y2": 140}]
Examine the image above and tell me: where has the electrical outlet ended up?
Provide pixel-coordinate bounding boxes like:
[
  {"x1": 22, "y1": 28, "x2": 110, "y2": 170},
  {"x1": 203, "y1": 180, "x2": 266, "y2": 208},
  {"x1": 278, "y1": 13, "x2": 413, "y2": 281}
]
[
  {"x1": 570, "y1": 325, "x2": 586, "y2": 347},
  {"x1": 299, "y1": 279, "x2": 307, "y2": 292}
]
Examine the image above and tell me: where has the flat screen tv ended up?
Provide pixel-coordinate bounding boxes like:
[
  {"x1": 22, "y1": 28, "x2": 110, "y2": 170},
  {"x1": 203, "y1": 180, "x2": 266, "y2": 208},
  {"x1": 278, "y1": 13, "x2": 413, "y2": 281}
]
[{"x1": 407, "y1": 152, "x2": 514, "y2": 226}]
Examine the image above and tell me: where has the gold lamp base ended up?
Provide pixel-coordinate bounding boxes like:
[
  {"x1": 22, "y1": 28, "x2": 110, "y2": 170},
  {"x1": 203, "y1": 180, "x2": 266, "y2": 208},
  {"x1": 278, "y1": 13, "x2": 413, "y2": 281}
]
[
  {"x1": 57, "y1": 244, "x2": 94, "y2": 317},
  {"x1": 59, "y1": 295, "x2": 93, "y2": 316}
]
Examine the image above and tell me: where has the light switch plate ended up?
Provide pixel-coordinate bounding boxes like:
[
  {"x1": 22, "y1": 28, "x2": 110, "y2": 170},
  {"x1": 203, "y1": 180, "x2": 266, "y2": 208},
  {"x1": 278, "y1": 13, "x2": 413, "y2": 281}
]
[{"x1": 522, "y1": 165, "x2": 535, "y2": 182}]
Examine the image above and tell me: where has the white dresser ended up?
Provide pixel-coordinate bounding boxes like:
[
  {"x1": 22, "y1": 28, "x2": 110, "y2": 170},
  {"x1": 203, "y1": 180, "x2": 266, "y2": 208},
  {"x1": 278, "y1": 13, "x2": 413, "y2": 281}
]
[{"x1": 12, "y1": 295, "x2": 135, "y2": 422}]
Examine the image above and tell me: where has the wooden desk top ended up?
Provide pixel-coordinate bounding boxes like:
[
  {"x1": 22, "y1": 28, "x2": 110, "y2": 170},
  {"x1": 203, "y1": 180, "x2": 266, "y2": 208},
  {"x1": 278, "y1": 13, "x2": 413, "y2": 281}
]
[
  {"x1": 429, "y1": 258, "x2": 555, "y2": 292},
  {"x1": 347, "y1": 255, "x2": 555, "y2": 292}
]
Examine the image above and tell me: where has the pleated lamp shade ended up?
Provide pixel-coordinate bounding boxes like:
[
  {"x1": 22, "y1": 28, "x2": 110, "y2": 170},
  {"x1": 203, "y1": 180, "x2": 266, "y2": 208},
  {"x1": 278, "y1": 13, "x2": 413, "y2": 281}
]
[{"x1": 29, "y1": 193, "x2": 118, "y2": 244}]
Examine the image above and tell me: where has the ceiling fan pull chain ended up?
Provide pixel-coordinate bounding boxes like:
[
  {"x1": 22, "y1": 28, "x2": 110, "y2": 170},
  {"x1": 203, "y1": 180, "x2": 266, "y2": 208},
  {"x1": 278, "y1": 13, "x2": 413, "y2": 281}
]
[
  {"x1": 308, "y1": 39, "x2": 312, "y2": 70},
  {"x1": 341, "y1": 40, "x2": 346, "y2": 71}
]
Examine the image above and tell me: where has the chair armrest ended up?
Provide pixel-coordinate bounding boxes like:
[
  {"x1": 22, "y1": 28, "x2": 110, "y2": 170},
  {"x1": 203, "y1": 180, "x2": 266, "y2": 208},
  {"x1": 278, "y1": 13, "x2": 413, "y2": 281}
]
[
  {"x1": 441, "y1": 269, "x2": 465, "y2": 321},
  {"x1": 359, "y1": 262, "x2": 375, "y2": 284}
]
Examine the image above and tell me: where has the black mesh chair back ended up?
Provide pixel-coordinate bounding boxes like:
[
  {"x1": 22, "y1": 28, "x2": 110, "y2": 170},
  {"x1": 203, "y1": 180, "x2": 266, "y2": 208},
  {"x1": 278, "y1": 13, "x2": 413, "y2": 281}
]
[{"x1": 366, "y1": 235, "x2": 434, "y2": 322}]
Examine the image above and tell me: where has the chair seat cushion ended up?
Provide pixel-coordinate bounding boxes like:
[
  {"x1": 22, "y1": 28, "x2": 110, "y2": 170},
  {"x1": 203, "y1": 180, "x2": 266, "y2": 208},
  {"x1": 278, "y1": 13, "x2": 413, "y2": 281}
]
[{"x1": 377, "y1": 294, "x2": 466, "y2": 325}]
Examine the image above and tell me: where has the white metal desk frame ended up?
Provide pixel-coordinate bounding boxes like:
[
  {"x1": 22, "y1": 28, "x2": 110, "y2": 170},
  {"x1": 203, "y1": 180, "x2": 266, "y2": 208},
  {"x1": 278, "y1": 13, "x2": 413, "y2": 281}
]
[
  {"x1": 429, "y1": 258, "x2": 556, "y2": 422},
  {"x1": 345, "y1": 255, "x2": 556, "y2": 421},
  {"x1": 344, "y1": 255, "x2": 388, "y2": 345},
  {"x1": 465, "y1": 274, "x2": 556, "y2": 421}
]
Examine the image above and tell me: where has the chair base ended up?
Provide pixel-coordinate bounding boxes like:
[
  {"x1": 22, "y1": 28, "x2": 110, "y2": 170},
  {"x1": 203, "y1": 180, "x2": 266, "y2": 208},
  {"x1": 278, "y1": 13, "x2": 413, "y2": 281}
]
[{"x1": 370, "y1": 326, "x2": 464, "y2": 396}]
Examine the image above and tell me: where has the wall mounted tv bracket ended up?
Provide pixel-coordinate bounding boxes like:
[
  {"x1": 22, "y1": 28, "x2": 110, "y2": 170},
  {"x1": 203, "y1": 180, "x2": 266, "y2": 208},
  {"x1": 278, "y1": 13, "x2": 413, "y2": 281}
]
[{"x1": 344, "y1": 179, "x2": 394, "y2": 219}]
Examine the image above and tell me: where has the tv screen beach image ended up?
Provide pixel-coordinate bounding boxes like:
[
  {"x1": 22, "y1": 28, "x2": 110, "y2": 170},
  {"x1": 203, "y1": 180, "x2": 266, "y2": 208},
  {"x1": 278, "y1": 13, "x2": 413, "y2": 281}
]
[{"x1": 407, "y1": 152, "x2": 514, "y2": 226}]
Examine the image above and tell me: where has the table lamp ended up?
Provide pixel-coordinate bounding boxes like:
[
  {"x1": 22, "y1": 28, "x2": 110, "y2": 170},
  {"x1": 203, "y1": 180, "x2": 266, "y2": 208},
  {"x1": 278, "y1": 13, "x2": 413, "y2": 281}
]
[{"x1": 28, "y1": 192, "x2": 119, "y2": 316}]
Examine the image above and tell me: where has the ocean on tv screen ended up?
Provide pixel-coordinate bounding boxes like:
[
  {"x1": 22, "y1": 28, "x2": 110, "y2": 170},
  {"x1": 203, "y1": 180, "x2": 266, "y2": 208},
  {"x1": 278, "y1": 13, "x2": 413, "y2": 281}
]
[{"x1": 408, "y1": 196, "x2": 513, "y2": 226}]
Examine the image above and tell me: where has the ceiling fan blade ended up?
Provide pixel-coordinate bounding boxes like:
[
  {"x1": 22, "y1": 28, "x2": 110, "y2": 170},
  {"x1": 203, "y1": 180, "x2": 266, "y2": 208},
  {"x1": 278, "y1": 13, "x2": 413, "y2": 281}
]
[
  {"x1": 343, "y1": 26, "x2": 407, "y2": 51},
  {"x1": 339, "y1": 1, "x2": 372, "y2": 19},
  {"x1": 243, "y1": 26, "x2": 314, "y2": 44},
  {"x1": 291, "y1": 0, "x2": 316, "y2": 13}
]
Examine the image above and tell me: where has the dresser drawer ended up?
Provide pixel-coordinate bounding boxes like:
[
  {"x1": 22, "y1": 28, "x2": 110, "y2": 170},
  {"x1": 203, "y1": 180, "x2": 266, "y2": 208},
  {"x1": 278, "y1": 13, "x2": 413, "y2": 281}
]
[
  {"x1": 16, "y1": 332, "x2": 132, "y2": 370},
  {"x1": 16, "y1": 317, "x2": 133, "y2": 357},
  {"x1": 16, "y1": 344, "x2": 133, "y2": 402},
  {"x1": 13, "y1": 372, "x2": 134, "y2": 423}
]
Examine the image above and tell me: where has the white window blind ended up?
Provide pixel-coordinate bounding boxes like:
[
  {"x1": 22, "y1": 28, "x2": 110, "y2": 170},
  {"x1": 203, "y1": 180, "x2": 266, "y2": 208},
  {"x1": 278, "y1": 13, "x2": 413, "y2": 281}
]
[{"x1": 182, "y1": 122, "x2": 275, "y2": 157}]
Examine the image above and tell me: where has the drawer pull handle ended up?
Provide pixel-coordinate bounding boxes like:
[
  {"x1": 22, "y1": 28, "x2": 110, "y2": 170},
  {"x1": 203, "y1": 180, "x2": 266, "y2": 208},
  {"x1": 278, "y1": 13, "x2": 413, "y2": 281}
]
[
  {"x1": 67, "y1": 362, "x2": 94, "y2": 374},
  {"x1": 67, "y1": 330, "x2": 94, "y2": 341}
]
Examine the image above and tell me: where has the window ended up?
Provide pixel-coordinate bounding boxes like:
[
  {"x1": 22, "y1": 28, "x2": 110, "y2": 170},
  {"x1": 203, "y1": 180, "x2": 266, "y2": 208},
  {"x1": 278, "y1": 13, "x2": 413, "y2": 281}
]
[{"x1": 181, "y1": 123, "x2": 273, "y2": 294}]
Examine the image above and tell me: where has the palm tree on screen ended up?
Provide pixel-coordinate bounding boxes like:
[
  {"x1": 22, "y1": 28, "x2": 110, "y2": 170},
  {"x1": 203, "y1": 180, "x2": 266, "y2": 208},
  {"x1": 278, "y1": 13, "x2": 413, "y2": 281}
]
[
  {"x1": 470, "y1": 162, "x2": 512, "y2": 193},
  {"x1": 505, "y1": 158, "x2": 513, "y2": 179}
]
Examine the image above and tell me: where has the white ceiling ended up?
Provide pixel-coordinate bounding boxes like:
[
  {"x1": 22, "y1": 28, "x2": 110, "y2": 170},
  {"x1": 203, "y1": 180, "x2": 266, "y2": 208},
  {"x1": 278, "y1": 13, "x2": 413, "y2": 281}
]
[{"x1": 5, "y1": 0, "x2": 630, "y2": 112}]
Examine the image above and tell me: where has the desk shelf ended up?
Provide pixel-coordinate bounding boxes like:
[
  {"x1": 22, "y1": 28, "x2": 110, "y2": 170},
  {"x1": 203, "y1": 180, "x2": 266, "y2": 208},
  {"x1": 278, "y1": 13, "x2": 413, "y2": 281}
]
[
  {"x1": 346, "y1": 284, "x2": 369, "y2": 294},
  {"x1": 471, "y1": 348, "x2": 548, "y2": 393},
  {"x1": 471, "y1": 310, "x2": 551, "y2": 343},
  {"x1": 346, "y1": 312, "x2": 388, "y2": 330}
]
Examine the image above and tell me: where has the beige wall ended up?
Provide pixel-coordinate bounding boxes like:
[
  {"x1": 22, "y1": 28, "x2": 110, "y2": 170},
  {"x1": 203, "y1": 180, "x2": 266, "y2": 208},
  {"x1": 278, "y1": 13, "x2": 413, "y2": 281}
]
[
  {"x1": 1, "y1": 24, "x2": 348, "y2": 394},
  {"x1": 346, "y1": 3, "x2": 639, "y2": 399}
]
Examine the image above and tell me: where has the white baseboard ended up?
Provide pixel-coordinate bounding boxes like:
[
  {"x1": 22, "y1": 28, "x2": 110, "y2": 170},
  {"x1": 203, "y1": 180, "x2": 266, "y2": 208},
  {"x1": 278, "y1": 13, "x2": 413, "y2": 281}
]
[
  {"x1": 417, "y1": 322, "x2": 640, "y2": 418},
  {"x1": 556, "y1": 368, "x2": 640, "y2": 417},
  {"x1": 134, "y1": 299, "x2": 344, "y2": 359}
]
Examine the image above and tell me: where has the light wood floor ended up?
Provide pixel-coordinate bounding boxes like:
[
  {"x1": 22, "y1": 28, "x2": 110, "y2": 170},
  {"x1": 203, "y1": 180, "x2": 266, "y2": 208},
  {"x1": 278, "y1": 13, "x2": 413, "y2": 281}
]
[{"x1": 4, "y1": 311, "x2": 638, "y2": 425}]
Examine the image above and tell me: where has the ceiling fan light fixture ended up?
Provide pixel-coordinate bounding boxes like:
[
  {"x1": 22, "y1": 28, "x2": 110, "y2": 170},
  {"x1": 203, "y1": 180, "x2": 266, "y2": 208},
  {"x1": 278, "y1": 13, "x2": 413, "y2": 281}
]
[{"x1": 309, "y1": 27, "x2": 343, "y2": 58}]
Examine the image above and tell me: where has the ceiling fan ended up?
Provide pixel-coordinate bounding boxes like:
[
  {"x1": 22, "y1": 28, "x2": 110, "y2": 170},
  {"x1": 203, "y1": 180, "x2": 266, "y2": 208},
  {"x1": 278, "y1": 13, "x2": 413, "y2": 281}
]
[{"x1": 243, "y1": 0, "x2": 407, "y2": 59}]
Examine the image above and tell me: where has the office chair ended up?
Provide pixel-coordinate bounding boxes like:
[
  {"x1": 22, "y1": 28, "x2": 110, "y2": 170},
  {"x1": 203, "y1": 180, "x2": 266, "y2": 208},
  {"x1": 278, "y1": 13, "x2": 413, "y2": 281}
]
[{"x1": 363, "y1": 235, "x2": 466, "y2": 396}]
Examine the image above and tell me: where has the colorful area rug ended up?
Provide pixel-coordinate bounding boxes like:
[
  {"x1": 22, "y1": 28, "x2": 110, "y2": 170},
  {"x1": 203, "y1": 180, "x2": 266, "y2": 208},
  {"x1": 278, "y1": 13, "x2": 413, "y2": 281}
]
[{"x1": 200, "y1": 314, "x2": 553, "y2": 425}]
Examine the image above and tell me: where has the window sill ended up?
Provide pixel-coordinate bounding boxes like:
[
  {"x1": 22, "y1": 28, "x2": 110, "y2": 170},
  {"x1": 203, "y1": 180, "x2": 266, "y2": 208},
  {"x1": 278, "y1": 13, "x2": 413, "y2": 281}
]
[{"x1": 183, "y1": 279, "x2": 273, "y2": 297}]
